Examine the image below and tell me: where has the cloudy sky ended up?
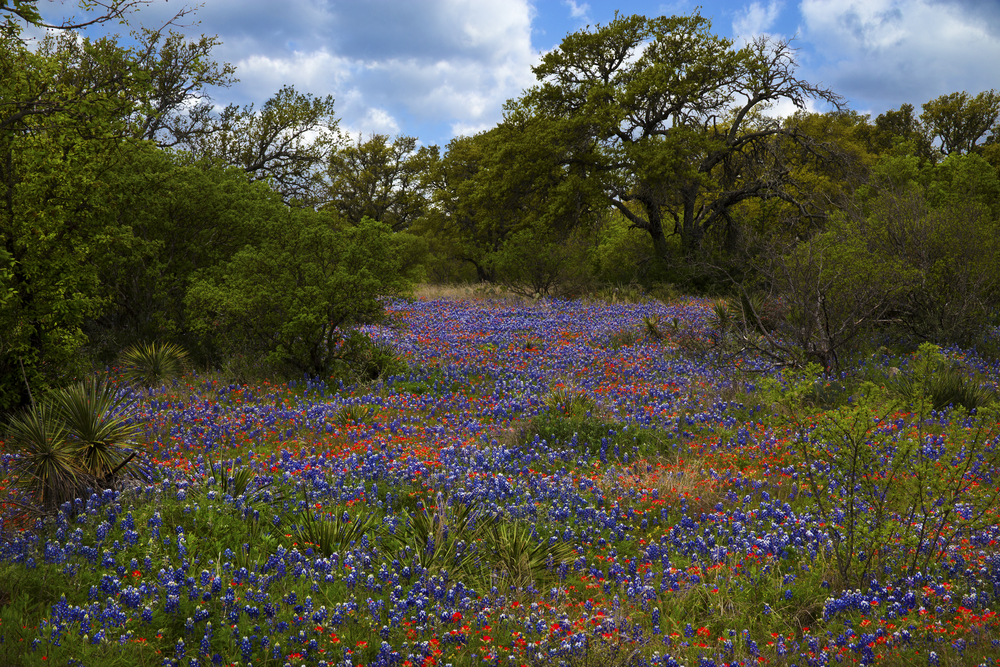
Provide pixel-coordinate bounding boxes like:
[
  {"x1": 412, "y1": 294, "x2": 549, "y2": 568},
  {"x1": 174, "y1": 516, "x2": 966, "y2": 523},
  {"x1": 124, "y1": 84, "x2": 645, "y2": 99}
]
[{"x1": 34, "y1": 0, "x2": 1000, "y2": 147}]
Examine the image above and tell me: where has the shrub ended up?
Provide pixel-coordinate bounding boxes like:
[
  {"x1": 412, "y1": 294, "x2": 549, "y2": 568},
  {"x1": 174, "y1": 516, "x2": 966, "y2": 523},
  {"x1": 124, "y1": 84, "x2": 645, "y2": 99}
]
[
  {"x1": 888, "y1": 345, "x2": 996, "y2": 411},
  {"x1": 4, "y1": 402, "x2": 82, "y2": 511},
  {"x1": 56, "y1": 376, "x2": 144, "y2": 485},
  {"x1": 291, "y1": 488, "x2": 379, "y2": 557},
  {"x1": 777, "y1": 357, "x2": 1000, "y2": 590},
  {"x1": 481, "y1": 519, "x2": 576, "y2": 590},
  {"x1": 187, "y1": 214, "x2": 423, "y2": 377}
]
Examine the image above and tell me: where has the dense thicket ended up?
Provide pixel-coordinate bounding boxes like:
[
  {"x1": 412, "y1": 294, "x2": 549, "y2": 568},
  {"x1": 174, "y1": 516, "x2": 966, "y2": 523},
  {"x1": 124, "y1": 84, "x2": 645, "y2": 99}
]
[{"x1": 2, "y1": 2, "x2": 999, "y2": 412}]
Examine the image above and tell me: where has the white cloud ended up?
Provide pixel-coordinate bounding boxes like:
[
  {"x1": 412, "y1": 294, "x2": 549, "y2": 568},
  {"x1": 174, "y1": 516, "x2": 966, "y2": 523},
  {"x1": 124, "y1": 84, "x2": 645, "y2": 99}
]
[
  {"x1": 733, "y1": 1, "x2": 784, "y2": 44},
  {"x1": 800, "y1": 0, "x2": 1000, "y2": 108},
  {"x1": 563, "y1": 0, "x2": 591, "y2": 22},
  {"x1": 218, "y1": 0, "x2": 537, "y2": 146},
  {"x1": 79, "y1": 0, "x2": 537, "y2": 146},
  {"x1": 341, "y1": 108, "x2": 402, "y2": 138}
]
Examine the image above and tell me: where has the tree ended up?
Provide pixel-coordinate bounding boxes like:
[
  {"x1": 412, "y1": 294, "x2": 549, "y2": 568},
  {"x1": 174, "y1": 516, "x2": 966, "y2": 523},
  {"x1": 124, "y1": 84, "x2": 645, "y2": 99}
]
[
  {"x1": 0, "y1": 26, "x2": 153, "y2": 413},
  {"x1": 188, "y1": 85, "x2": 339, "y2": 204},
  {"x1": 513, "y1": 11, "x2": 843, "y2": 265},
  {"x1": 83, "y1": 143, "x2": 287, "y2": 361},
  {"x1": 2, "y1": 0, "x2": 165, "y2": 30},
  {"x1": 129, "y1": 29, "x2": 238, "y2": 148},
  {"x1": 921, "y1": 90, "x2": 1000, "y2": 156},
  {"x1": 186, "y1": 215, "x2": 425, "y2": 377},
  {"x1": 0, "y1": 15, "x2": 246, "y2": 411},
  {"x1": 325, "y1": 134, "x2": 431, "y2": 231},
  {"x1": 420, "y1": 119, "x2": 601, "y2": 287},
  {"x1": 868, "y1": 103, "x2": 933, "y2": 158}
]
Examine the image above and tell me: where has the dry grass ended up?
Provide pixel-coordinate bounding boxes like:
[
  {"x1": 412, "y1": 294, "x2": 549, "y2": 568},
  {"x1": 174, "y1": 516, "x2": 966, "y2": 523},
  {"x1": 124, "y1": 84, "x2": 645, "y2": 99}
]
[
  {"x1": 596, "y1": 455, "x2": 725, "y2": 516},
  {"x1": 412, "y1": 283, "x2": 535, "y2": 303}
]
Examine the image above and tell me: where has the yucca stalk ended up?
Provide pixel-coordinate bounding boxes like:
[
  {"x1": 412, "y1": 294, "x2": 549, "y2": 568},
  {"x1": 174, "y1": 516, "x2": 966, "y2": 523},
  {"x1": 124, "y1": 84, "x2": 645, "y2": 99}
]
[
  {"x1": 55, "y1": 377, "x2": 143, "y2": 483},
  {"x1": 120, "y1": 341, "x2": 190, "y2": 388},
  {"x1": 5, "y1": 402, "x2": 83, "y2": 509}
]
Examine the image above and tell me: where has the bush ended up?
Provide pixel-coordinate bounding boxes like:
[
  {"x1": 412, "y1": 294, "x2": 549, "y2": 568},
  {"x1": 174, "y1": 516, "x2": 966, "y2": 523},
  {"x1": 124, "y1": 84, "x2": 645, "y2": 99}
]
[
  {"x1": 776, "y1": 357, "x2": 1000, "y2": 590},
  {"x1": 888, "y1": 343, "x2": 997, "y2": 411},
  {"x1": 187, "y1": 214, "x2": 424, "y2": 377}
]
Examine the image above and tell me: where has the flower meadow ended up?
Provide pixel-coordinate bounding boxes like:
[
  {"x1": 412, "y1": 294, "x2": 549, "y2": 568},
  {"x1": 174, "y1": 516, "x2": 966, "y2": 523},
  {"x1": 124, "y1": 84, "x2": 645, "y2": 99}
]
[{"x1": 2, "y1": 297, "x2": 1000, "y2": 667}]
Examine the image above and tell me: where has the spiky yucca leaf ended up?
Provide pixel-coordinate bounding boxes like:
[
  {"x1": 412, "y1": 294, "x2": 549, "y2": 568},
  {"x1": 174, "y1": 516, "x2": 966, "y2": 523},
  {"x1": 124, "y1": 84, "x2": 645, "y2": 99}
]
[
  {"x1": 483, "y1": 521, "x2": 576, "y2": 589},
  {"x1": 120, "y1": 341, "x2": 189, "y2": 388},
  {"x1": 55, "y1": 377, "x2": 143, "y2": 482},
  {"x1": 5, "y1": 402, "x2": 84, "y2": 509},
  {"x1": 382, "y1": 495, "x2": 482, "y2": 577},
  {"x1": 292, "y1": 487, "x2": 377, "y2": 556}
]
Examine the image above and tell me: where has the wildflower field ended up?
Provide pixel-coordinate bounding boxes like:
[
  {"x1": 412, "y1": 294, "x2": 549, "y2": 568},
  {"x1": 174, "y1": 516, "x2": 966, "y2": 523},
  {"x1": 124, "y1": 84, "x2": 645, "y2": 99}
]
[{"x1": 3, "y1": 297, "x2": 1000, "y2": 667}]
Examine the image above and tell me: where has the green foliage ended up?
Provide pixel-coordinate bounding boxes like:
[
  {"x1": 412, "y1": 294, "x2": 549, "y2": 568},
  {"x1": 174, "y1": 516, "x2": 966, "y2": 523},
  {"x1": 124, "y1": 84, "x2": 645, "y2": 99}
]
[
  {"x1": 778, "y1": 356, "x2": 1000, "y2": 589},
  {"x1": 186, "y1": 215, "x2": 424, "y2": 377},
  {"x1": 855, "y1": 152, "x2": 1000, "y2": 344},
  {"x1": 119, "y1": 341, "x2": 190, "y2": 389},
  {"x1": 192, "y1": 84, "x2": 340, "y2": 204},
  {"x1": 339, "y1": 332, "x2": 407, "y2": 383},
  {"x1": 921, "y1": 89, "x2": 1000, "y2": 156},
  {"x1": 889, "y1": 361, "x2": 997, "y2": 413},
  {"x1": 490, "y1": 224, "x2": 594, "y2": 297},
  {"x1": 88, "y1": 146, "x2": 288, "y2": 363},
  {"x1": 334, "y1": 402, "x2": 378, "y2": 425},
  {"x1": 382, "y1": 493, "x2": 482, "y2": 579},
  {"x1": 516, "y1": 11, "x2": 841, "y2": 263},
  {"x1": 291, "y1": 488, "x2": 379, "y2": 557},
  {"x1": 544, "y1": 387, "x2": 598, "y2": 416},
  {"x1": 0, "y1": 28, "x2": 144, "y2": 412},
  {"x1": 480, "y1": 519, "x2": 575, "y2": 590},
  {"x1": 325, "y1": 134, "x2": 430, "y2": 231}
]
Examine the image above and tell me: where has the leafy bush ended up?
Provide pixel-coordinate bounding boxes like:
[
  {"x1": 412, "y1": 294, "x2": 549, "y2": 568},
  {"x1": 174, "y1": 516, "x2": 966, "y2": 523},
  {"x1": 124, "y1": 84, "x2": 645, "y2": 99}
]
[
  {"x1": 888, "y1": 345, "x2": 996, "y2": 411},
  {"x1": 187, "y1": 214, "x2": 424, "y2": 377},
  {"x1": 777, "y1": 357, "x2": 1000, "y2": 590}
]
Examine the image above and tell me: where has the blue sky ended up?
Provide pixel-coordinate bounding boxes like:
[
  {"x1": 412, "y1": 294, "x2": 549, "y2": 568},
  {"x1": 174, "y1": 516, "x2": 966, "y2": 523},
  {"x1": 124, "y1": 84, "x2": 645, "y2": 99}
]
[{"x1": 30, "y1": 0, "x2": 1000, "y2": 148}]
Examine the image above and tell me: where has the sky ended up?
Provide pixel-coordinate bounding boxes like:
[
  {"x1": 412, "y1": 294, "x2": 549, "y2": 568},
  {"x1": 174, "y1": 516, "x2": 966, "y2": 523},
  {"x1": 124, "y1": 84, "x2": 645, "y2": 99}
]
[{"x1": 29, "y1": 0, "x2": 1000, "y2": 148}]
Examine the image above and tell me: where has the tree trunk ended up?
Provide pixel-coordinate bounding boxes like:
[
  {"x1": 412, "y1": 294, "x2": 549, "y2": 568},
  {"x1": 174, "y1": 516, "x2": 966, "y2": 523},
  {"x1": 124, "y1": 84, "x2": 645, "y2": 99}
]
[{"x1": 680, "y1": 184, "x2": 703, "y2": 258}]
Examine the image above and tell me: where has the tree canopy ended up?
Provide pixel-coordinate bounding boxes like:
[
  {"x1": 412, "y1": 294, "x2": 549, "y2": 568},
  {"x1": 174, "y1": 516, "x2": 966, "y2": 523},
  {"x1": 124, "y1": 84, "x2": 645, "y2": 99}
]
[{"x1": 510, "y1": 12, "x2": 843, "y2": 264}]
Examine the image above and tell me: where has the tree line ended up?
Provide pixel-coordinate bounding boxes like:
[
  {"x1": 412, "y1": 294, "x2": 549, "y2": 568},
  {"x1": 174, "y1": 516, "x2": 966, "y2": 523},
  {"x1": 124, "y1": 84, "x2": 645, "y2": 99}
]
[{"x1": 3, "y1": 2, "x2": 999, "y2": 412}]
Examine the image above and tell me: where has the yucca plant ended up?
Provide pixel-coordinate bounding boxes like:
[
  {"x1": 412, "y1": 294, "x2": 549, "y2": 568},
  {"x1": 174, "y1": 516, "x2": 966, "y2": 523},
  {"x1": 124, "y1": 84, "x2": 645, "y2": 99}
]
[
  {"x1": 292, "y1": 488, "x2": 379, "y2": 557},
  {"x1": 5, "y1": 402, "x2": 85, "y2": 510},
  {"x1": 643, "y1": 315, "x2": 664, "y2": 341},
  {"x1": 55, "y1": 377, "x2": 144, "y2": 484},
  {"x1": 383, "y1": 493, "x2": 482, "y2": 577},
  {"x1": 544, "y1": 387, "x2": 596, "y2": 417},
  {"x1": 482, "y1": 520, "x2": 576, "y2": 590},
  {"x1": 206, "y1": 455, "x2": 283, "y2": 509},
  {"x1": 119, "y1": 341, "x2": 190, "y2": 388},
  {"x1": 889, "y1": 343, "x2": 997, "y2": 413},
  {"x1": 334, "y1": 403, "x2": 377, "y2": 425}
]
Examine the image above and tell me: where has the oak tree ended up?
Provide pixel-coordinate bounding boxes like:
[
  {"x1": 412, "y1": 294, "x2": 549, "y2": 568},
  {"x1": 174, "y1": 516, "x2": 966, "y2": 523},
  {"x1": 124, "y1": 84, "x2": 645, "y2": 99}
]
[{"x1": 514, "y1": 11, "x2": 843, "y2": 264}]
